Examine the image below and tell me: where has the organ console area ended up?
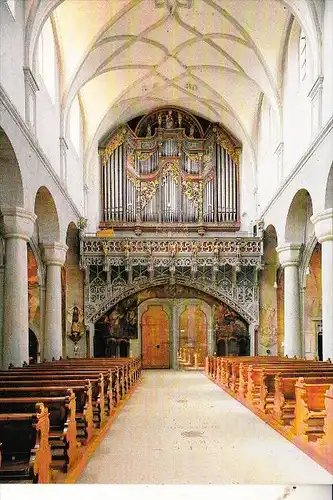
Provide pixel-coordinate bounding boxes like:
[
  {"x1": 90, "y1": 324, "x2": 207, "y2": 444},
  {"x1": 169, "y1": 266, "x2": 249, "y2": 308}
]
[{"x1": 99, "y1": 107, "x2": 241, "y2": 233}]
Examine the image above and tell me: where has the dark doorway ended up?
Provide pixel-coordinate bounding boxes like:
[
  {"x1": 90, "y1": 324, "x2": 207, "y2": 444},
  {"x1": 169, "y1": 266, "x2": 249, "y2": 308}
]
[
  {"x1": 238, "y1": 336, "x2": 250, "y2": 355},
  {"x1": 317, "y1": 322, "x2": 323, "y2": 361},
  {"x1": 119, "y1": 339, "x2": 129, "y2": 357},
  {"x1": 216, "y1": 339, "x2": 226, "y2": 356},
  {"x1": 28, "y1": 329, "x2": 38, "y2": 363}
]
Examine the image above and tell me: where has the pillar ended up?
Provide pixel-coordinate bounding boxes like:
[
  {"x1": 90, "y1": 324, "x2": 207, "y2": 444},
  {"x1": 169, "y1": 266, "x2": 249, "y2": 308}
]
[
  {"x1": 1, "y1": 208, "x2": 36, "y2": 368},
  {"x1": 311, "y1": 209, "x2": 333, "y2": 361},
  {"x1": 43, "y1": 243, "x2": 68, "y2": 361},
  {"x1": 276, "y1": 244, "x2": 302, "y2": 357}
]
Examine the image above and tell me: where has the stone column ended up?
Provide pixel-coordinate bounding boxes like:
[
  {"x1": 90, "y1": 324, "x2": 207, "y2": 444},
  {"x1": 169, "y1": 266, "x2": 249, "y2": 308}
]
[
  {"x1": 38, "y1": 283, "x2": 46, "y2": 361},
  {"x1": 276, "y1": 244, "x2": 302, "y2": 357},
  {"x1": 0, "y1": 239, "x2": 5, "y2": 366},
  {"x1": 311, "y1": 209, "x2": 333, "y2": 361},
  {"x1": 1, "y1": 208, "x2": 36, "y2": 368},
  {"x1": 43, "y1": 243, "x2": 68, "y2": 361}
]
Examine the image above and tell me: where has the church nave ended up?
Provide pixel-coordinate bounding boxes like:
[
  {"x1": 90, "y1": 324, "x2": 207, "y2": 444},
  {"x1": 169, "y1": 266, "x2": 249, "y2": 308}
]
[{"x1": 77, "y1": 370, "x2": 333, "y2": 484}]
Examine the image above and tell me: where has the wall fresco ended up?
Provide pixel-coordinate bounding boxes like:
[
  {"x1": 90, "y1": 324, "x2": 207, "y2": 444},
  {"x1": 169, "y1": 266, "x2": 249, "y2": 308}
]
[{"x1": 95, "y1": 284, "x2": 248, "y2": 357}]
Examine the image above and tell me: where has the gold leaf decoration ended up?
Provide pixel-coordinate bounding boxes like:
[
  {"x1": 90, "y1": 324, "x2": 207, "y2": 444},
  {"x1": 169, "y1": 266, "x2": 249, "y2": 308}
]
[
  {"x1": 161, "y1": 161, "x2": 180, "y2": 185},
  {"x1": 140, "y1": 179, "x2": 159, "y2": 208},
  {"x1": 216, "y1": 128, "x2": 240, "y2": 165},
  {"x1": 182, "y1": 179, "x2": 203, "y2": 206},
  {"x1": 136, "y1": 151, "x2": 156, "y2": 161},
  {"x1": 99, "y1": 127, "x2": 127, "y2": 164}
]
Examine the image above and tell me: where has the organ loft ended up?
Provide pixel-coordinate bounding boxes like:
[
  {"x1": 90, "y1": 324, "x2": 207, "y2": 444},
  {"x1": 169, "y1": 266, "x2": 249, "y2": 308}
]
[{"x1": 81, "y1": 107, "x2": 263, "y2": 368}]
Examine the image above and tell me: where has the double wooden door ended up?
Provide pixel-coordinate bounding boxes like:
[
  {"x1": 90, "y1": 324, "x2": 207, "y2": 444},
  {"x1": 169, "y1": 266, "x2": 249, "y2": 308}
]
[{"x1": 141, "y1": 305, "x2": 170, "y2": 368}]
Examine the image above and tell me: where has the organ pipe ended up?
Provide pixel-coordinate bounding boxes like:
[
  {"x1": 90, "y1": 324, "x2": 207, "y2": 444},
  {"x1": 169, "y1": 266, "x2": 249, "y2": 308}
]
[{"x1": 100, "y1": 124, "x2": 239, "y2": 226}]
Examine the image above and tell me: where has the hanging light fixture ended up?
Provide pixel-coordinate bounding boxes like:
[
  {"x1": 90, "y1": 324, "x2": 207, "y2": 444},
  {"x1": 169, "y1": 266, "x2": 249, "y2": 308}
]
[
  {"x1": 273, "y1": 281, "x2": 278, "y2": 289},
  {"x1": 305, "y1": 266, "x2": 311, "y2": 275}
]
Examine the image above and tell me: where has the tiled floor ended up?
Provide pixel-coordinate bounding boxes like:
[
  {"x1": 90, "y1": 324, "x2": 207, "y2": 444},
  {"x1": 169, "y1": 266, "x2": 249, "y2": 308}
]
[{"x1": 77, "y1": 370, "x2": 333, "y2": 484}]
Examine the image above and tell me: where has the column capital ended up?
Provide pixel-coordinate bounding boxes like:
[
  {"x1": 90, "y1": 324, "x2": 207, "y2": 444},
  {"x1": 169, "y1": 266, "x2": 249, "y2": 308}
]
[
  {"x1": 311, "y1": 208, "x2": 333, "y2": 243},
  {"x1": 1, "y1": 207, "x2": 36, "y2": 241},
  {"x1": 276, "y1": 243, "x2": 302, "y2": 267},
  {"x1": 42, "y1": 242, "x2": 68, "y2": 266}
]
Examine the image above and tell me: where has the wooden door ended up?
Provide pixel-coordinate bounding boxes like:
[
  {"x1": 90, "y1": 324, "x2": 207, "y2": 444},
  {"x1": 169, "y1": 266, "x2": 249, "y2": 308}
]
[{"x1": 141, "y1": 305, "x2": 170, "y2": 368}]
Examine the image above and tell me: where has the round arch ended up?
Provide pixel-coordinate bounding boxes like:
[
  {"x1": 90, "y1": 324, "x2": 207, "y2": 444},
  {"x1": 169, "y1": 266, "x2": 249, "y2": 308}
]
[
  {"x1": 285, "y1": 189, "x2": 313, "y2": 244},
  {"x1": 87, "y1": 276, "x2": 256, "y2": 326},
  {"x1": 325, "y1": 162, "x2": 333, "y2": 209},
  {"x1": 34, "y1": 186, "x2": 60, "y2": 244},
  {"x1": 0, "y1": 126, "x2": 24, "y2": 209}
]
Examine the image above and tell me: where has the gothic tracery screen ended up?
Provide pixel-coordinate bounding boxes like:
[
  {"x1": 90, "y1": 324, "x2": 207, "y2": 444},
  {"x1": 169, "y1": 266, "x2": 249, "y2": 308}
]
[{"x1": 99, "y1": 108, "x2": 240, "y2": 231}]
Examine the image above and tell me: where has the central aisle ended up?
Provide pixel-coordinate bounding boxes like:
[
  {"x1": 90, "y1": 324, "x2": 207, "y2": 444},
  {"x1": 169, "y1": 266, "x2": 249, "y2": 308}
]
[{"x1": 78, "y1": 370, "x2": 333, "y2": 484}]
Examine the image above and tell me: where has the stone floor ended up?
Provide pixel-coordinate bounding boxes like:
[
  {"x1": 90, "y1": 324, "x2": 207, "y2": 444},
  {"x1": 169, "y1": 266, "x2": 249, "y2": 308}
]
[{"x1": 77, "y1": 370, "x2": 333, "y2": 484}]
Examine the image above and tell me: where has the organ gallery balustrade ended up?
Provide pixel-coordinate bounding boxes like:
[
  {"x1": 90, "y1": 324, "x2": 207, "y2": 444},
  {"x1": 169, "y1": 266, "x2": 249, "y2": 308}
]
[{"x1": 79, "y1": 233, "x2": 264, "y2": 327}]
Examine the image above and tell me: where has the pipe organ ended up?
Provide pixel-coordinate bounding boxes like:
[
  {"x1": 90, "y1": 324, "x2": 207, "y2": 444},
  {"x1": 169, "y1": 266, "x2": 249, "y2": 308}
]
[{"x1": 99, "y1": 108, "x2": 241, "y2": 233}]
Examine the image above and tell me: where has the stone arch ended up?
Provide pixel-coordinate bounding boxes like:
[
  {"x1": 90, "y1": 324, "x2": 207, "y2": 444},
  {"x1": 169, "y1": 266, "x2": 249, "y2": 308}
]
[
  {"x1": 285, "y1": 189, "x2": 313, "y2": 244},
  {"x1": 325, "y1": 163, "x2": 333, "y2": 209},
  {"x1": 88, "y1": 277, "x2": 255, "y2": 326},
  {"x1": 0, "y1": 126, "x2": 24, "y2": 209},
  {"x1": 34, "y1": 186, "x2": 60, "y2": 244}
]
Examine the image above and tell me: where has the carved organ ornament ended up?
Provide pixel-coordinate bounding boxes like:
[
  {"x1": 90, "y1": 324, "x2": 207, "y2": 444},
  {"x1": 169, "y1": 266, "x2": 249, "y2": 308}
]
[{"x1": 99, "y1": 108, "x2": 241, "y2": 232}]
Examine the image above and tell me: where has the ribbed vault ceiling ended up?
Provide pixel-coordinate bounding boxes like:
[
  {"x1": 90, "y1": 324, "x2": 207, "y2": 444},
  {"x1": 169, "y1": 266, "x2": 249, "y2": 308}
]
[{"x1": 31, "y1": 0, "x2": 311, "y2": 150}]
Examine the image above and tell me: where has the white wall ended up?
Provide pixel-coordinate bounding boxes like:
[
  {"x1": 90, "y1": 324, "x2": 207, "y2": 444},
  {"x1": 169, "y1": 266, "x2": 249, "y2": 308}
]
[
  {"x1": 322, "y1": 0, "x2": 333, "y2": 124},
  {"x1": 0, "y1": 1, "x2": 25, "y2": 118}
]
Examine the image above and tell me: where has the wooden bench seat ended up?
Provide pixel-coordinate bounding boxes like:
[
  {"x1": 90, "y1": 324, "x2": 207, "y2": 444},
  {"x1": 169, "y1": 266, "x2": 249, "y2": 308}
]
[
  {"x1": 0, "y1": 382, "x2": 94, "y2": 444},
  {"x1": 272, "y1": 374, "x2": 333, "y2": 426},
  {"x1": 0, "y1": 402, "x2": 51, "y2": 483},
  {"x1": 255, "y1": 366, "x2": 333, "y2": 412},
  {"x1": 244, "y1": 363, "x2": 333, "y2": 406},
  {"x1": 237, "y1": 360, "x2": 332, "y2": 398},
  {"x1": 0, "y1": 391, "x2": 77, "y2": 473},
  {"x1": 295, "y1": 378, "x2": 333, "y2": 443},
  {"x1": 1, "y1": 368, "x2": 119, "y2": 411}
]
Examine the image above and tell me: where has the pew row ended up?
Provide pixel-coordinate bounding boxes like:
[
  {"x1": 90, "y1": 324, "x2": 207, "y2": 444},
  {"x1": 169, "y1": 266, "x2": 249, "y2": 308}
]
[
  {"x1": 0, "y1": 356, "x2": 142, "y2": 483},
  {"x1": 0, "y1": 402, "x2": 51, "y2": 483},
  {"x1": 206, "y1": 355, "x2": 333, "y2": 474}
]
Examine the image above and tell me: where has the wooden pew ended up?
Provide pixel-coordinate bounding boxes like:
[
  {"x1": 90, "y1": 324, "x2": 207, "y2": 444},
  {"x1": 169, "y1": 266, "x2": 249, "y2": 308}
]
[
  {"x1": 294, "y1": 377, "x2": 333, "y2": 443},
  {"x1": 18, "y1": 359, "x2": 128, "y2": 403},
  {"x1": 0, "y1": 381, "x2": 94, "y2": 444},
  {"x1": 0, "y1": 390, "x2": 77, "y2": 472},
  {"x1": 0, "y1": 402, "x2": 51, "y2": 483},
  {"x1": 245, "y1": 362, "x2": 333, "y2": 407},
  {"x1": 1, "y1": 369, "x2": 112, "y2": 421},
  {"x1": 321, "y1": 385, "x2": 333, "y2": 469},
  {"x1": 273, "y1": 373, "x2": 333, "y2": 425}
]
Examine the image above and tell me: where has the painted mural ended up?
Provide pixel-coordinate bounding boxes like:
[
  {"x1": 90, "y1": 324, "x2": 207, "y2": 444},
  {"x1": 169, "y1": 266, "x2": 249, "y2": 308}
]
[
  {"x1": 304, "y1": 243, "x2": 322, "y2": 359},
  {"x1": 27, "y1": 246, "x2": 40, "y2": 331},
  {"x1": 95, "y1": 284, "x2": 249, "y2": 357}
]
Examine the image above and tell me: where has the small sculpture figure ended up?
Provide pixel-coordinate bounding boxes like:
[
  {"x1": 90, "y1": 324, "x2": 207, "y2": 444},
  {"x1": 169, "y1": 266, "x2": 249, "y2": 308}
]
[
  {"x1": 158, "y1": 113, "x2": 163, "y2": 127},
  {"x1": 123, "y1": 240, "x2": 130, "y2": 258},
  {"x1": 189, "y1": 124, "x2": 194, "y2": 137},
  {"x1": 213, "y1": 240, "x2": 219, "y2": 256},
  {"x1": 165, "y1": 110, "x2": 174, "y2": 129},
  {"x1": 102, "y1": 240, "x2": 108, "y2": 256},
  {"x1": 178, "y1": 112, "x2": 182, "y2": 128},
  {"x1": 192, "y1": 241, "x2": 199, "y2": 256},
  {"x1": 70, "y1": 305, "x2": 82, "y2": 343},
  {"x1": 146, "y1": 123, "x2": 152, "y2": 137},
  {"x1": 169, "y1": 241, "x2": 177, "y2": 257}
]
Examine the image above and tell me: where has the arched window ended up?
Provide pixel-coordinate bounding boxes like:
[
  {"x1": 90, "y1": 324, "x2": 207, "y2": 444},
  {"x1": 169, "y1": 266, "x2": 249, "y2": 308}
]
[
  {"x1": 299, "y1": 29, "x2": 307, "y2": 81},
  {"x1": 37, "y1": 19, "x2": 56, "y2": 102}
]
